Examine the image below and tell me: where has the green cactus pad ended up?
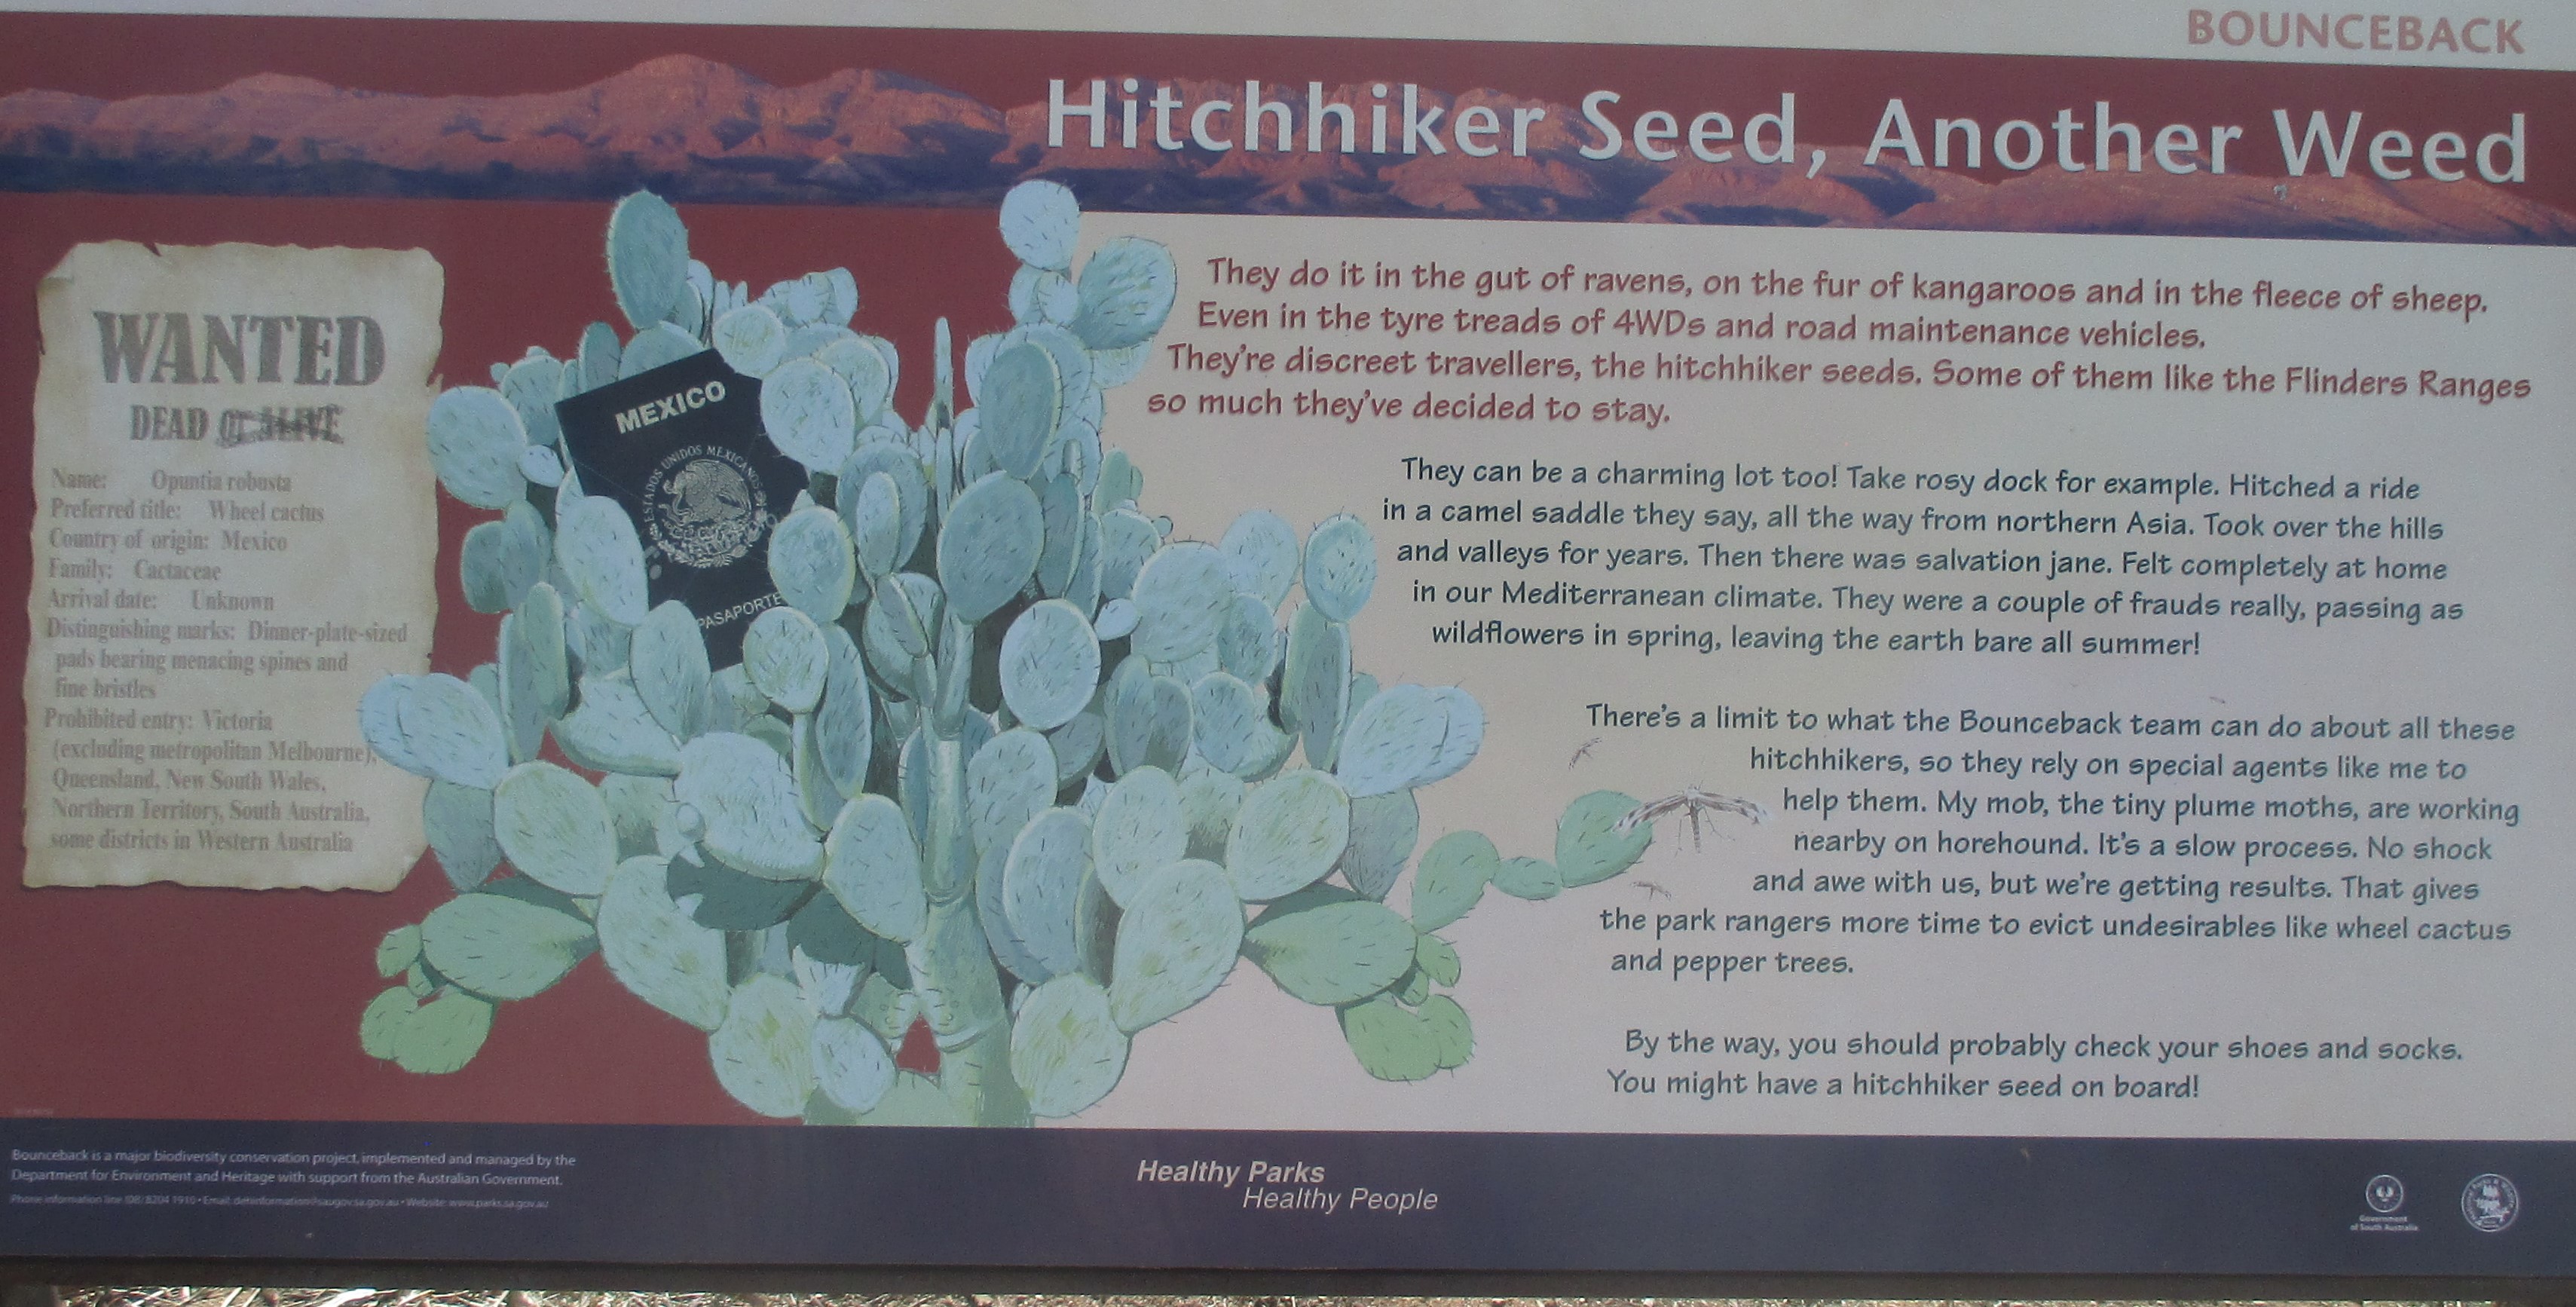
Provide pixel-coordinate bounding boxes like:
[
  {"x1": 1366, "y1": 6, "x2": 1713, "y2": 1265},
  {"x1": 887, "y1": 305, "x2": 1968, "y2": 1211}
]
[
  {"x1": 1000, "y1": 179, "x2": 1081, "y2": 271},
  {"x1": 1092, "y1": 598, "x2": 1137, "y2": 641},
  {"x1": 600, "y1": 773, "x2": 671, "y2": 859},
  {"x1": 1176, "y1": 765, "x2": 1245, "y2": 861},
  {"x1": 363, "y1": 673, "x2": 509, "y2": 790},
  {"x1": 1415, "y1": 932, "x2": 1462, "y2": 987},
  {"x1": 1072, "y1": 236, "x2": 1179, "y2": 350},
  {"x1": 1225, "y1": 769, "x2": 1352, "y2": 901},
  {"x1": 1302, "y1": 513, "x2": 1378, "y2": 622},
  {"x1": 359, "y1": 986, "x2": 494, "y2": 1075},
  {"x1": 783, "y1": 321, "x2": 854, "y2": 366},
  {"x1": 747, "y1": 712, "x2": 796, "y2": 767},
  {"x1": 1048, "y1": 712, "x2": 1106, "y2": 784},
  {"x1": 826, "y1": 1070, "x2": 961, "y2": 1126},
  {"x1": 576, "y1": 320, "x2": 623, "y2": 390},
  {"x1": 848, "y1": 971, "x2": 919, "y2": 1046},
  {"x1": 501, "y1": 354, "x2": 565, "y2": 443},
  {"x1": 999, "y1": 600, "x2": 1100, "y2": 731},
  {"x1": 632, "y1": 600, "x2": 712, "y2": 740},
  {"x1": 788, "y1": 714, "x2": 842, "y2": 831},
  {"x1": 667, "y1": 854, "x2": 814, "y2": 931},
  {"x1": 762, "y1": 357, "x2": 859, "y2": 473},
  {"x1": 1336, "y1": 790, "x2": 1419, "y2": 901},
  {"x1": 711, "y1": 302, "x2": 788, "y2": 377},
  {"x1": 606, "y1": 190, "x2": 690, "y2": 330},
  {"x1": 1216, "y1": 593, "x2": 1280, "y2": 684},
  {"x1": 497, "y1": 583, "x2": 569, "y2": 764},
  {"x1": 491, "y1": 761, "x2": 618, "y2": 896},
  {"x1": 1248, "y1": 879, "x2": 1359, "y2": 927},
  {"x1": 1556, "y1": 789, "x2": 1654, "y2": 887},
  {"x1": 1096, "y1": 509, "x2": 1159, "y2": 600},
  {"x1": 975, "y1": 842, "x2": 1054, "y2": 984},
  {"x1": 1410, "y1": 830, "x2": 1499, "y2": 930},
  {"x1": 676, "y1": 733, "x2": 826, "y2": 880},
  {"x1": 821, "y1": 793, "x2": 925, "y2": 942},
  {"x1": 1108, "y1": 858, "x2": 1243, "y2": 1032},
  {"x1": 815, "y1": 625, "x2": 873, "y2": 797},
  {"x1": 1011, "y1": 974, "x2": 1128, "y2": 1117},
  {"x1": 1188, "y1": 672, "x2": 1264, "y2": 776},
  {"x1": 1337, "y1": 992, "x2": 1441, "y2": 1081},
  {"x1": 978, "y1": 340, "x2": 1060, "y2": 480},
  {"x1": 596, "y1": 854, "x2": 730, "y2": 1030},
  {"x1": 840, "y1": 442, "x2": 929, "y2": 570},
  {"x1": 1334, "y1": 683, "x2": 1446, "y2": 798},
  {"x1": 421, "y1": 891, "x2": 597, "y2": 1002},
  {"x1": 787, "y1": 875, "x2": 880, "y2": 969},
  {"x1": 423, "y1": 779, "x2": 501, "y2": 892},
  {"x1": 568, "y1": 599, "x2": 632, "y2": 675},
  {"x1": 1127, "y1": 542, "x2": 1232, "y2": 662},
  {"x1": 460, "y1": 505, "x2": 548, "y2": 615},
  {"x1": 1415, "y1": 687, "x2": 1485, "y2": 787},
  {"x1": 810, "y1": 1015, "x2": 896, "y2": 1113},
  {"x1": 1011, "y1": 265, "x2": 1080, "y2": 326},
  {"x1": 956, "y1": 410, "x2": 998, "y2": 482},
  {"x1": 815, "y1": 334, "x2": 892, "y2": 424},
  {"x1": 1088, "y1": 339, "x2": 1149, "y2": 389},
  {"x1": 1019, "y1": 326, "x2": 1094, "y2": 436},
  {"x1": 742, "y1": 607, "x2": 829, "y2": 713},
  {"x1": 376, "y1": 924, "x2": 421, "y2": 978},
  {"x1": 1090, "y1": 765, "x2": 1185, "y2": 908},
  {"x1": 706, "y1": 664, "x2": 769, "y2": 738},
  {"x1": 1279, "y1": 605, "x2": 1350, "y2": 770},
  {"x1": 768, "y1": 506, "x2": 858, "y2": 624},
  {"x1": 1066, "y1": 514, "x2": 1105, "y2": 614},
  {"x1": 1492, "y1": 855, "x2": 1563, "y2": 900},
  {"x1": 426, "y1": 386, "x2": 528, "y2": 510},
  {"x1": 906, "y1": 894, "x2": 1008, "y2": 1048},
  {"x1": 520, "y1": 444, "x2": 565, "y2": 488},
  {"x1": 619, "y1": 322, "x2": 702, "y2": 378},
  {"x1": 552, "y1": 674, "x2": 682, "y2": 776},
  {"x1": 1036, "y1": 474, "x2": 1083, "y2": 595},
  {"x1": 1096, "y1": 448, "x2": 1143, "y2": 507},
  {"x1": 861, "y1": 571, "x2": 941, "y2": 695},
  {"x1": 552, "y1": 495, "x2": 649, "y2": 626},
  {"x1": 846, "y1": 471, "x2": 903, "y2": 583},
  {"x1": 1219, "y1": 510, "x2": 1300, "y2": 607},
  {"x1": 1005, "y1": 807, "x2": 1094, "y2": 976},
  {"x1": 1112, "y1": 672, "x2": 1190, "y2": 776},
  {"x1": 968, "y1": 727, "x2": 1057, "y2": 859},
  {"x1": 1421, "y1": 993, "x2": 1473, "y2": 1069},
  {"x1": 1244, "y1": 898, "x2": 1416, "y2": 1005},
  {"x1": 938, "y1": 472, "x2": 1046, "y2": 623},
  {"x1": 709, "y1": 974, "x2": 818, "y2": 1119},
  {"x1": 1348, "y1": 671, "x2": 1381, "y2": 720}
]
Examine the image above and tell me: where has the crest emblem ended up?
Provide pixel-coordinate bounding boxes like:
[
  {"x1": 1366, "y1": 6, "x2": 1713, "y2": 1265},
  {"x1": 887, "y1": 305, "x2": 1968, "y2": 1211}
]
[{"x1": 645, "y1": 443, "x2": 769, "y2": 568}]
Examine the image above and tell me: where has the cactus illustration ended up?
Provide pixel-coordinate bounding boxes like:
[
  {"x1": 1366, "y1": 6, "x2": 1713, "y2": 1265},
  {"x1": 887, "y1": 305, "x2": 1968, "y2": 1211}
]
[{"x1": 356, "y1": 182, "x2": 1670, "y2": 1125}]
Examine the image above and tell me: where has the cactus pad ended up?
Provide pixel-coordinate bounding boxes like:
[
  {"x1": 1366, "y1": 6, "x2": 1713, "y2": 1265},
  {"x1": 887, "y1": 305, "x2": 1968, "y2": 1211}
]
[
  {"x1": 1107, "y1": 858, "x2": 1243, "y2": 1032},
  {"x1": 1011, "y1": 974, "x2": 1129, "y2": 1117},
  {"x1": 426, "y1": 386, "x2": 528, "y2": 510},
  {"x1": 1225, "y1": 769, "x2": 1351, "y2": 901},
  {"x1": 421, "y1": 892, "x2": 597, "y2": 1002},
  {"x1": 596, "y1": 854, "x2": 731, "y2": 1030},
  {"x1": 710, "y1": 974, "x2": 818, "y2": 1119}
]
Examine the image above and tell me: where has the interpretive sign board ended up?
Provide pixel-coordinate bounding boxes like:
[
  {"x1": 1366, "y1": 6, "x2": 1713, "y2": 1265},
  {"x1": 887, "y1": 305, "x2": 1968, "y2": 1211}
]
[{"x1": 1, "y1": 0, "x2": 2571, "y2": 1290}]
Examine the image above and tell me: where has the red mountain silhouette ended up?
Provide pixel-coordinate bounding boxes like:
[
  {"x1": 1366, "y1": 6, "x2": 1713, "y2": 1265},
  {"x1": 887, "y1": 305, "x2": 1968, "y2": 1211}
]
[{"x1": 0, "y1": 57, "x2": 2566, "y2": 243}]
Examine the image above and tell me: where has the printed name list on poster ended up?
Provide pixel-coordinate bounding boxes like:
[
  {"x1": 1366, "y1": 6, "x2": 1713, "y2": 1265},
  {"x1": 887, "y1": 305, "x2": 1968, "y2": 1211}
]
[{"x1": 1086, "y1": 206, "x2": 2568, "y2": 1139}]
